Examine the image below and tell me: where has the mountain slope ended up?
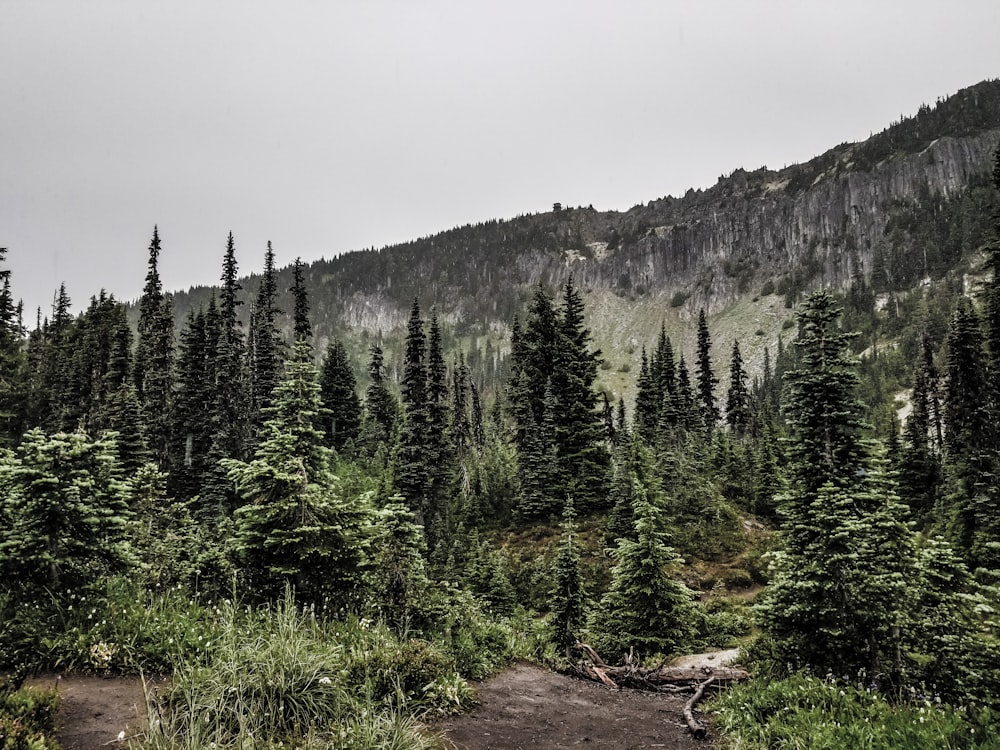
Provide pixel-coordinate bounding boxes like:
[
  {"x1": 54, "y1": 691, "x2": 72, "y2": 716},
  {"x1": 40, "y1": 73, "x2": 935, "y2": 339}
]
[{"x1": 167, "y1": 79, "x2": 1000, "y2": 395}]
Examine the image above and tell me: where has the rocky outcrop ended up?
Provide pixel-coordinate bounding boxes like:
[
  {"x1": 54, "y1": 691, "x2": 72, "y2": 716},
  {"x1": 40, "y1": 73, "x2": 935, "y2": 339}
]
[{"x1": 584, "y1": 129, "x2": 999, "y2": 315}]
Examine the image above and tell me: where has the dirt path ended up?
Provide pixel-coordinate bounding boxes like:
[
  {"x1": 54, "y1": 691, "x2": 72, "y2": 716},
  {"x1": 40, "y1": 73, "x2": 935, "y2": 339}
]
[
  {"x1": 27, "y1": 661, "x2": 721, "y2": 749},
  {"x1": 25, "y1": 673, "x2": 160, "y2": 749},
  {"x1": 432, "y1": 661, "x2": 713, "y2": 749}
]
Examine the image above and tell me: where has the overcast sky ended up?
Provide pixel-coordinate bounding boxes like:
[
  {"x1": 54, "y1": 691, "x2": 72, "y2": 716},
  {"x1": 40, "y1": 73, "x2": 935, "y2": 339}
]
[{"x1": 2, "y1": 1, "x2": 998, "y2": 317}]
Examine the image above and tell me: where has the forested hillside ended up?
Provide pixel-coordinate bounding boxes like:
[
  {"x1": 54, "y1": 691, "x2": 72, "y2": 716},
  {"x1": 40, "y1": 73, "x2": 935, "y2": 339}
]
[{"x1": 2, "y1": 82, "x2": 1000, "y2": 748}]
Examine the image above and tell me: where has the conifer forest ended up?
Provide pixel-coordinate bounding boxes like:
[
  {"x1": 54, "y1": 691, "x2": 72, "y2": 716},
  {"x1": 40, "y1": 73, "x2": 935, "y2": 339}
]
[{"x1": 5, "y1": 112, "x2": 1000, "y2": 748}]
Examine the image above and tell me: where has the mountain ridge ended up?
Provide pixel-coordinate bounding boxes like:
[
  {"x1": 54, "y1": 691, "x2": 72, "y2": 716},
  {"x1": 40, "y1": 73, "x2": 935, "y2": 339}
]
[{"x1": 164, "y1": 79, "x2": 1000, "y2": 393}]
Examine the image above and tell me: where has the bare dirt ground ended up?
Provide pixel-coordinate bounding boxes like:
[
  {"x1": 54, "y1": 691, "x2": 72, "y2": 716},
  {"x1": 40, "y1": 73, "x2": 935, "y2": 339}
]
[
  {"x1": 432, "y1": 661, "x2": 715, "y2": 750},
  {"x1": 25, "y1": 673, "x2": 160, "y2": 749},
  {"x1": 27, "y1": 658, "x2": 729, "y2": 749}
]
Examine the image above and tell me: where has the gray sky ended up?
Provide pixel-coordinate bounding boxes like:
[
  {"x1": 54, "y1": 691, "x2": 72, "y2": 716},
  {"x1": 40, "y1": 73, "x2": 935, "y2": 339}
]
[{"x1": 3, "y1": 1, "x2": 998, "y2": 318}]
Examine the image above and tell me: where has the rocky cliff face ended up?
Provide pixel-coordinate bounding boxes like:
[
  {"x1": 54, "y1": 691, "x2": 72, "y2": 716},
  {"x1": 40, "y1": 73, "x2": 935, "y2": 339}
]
[
  {"x1": 581, "y1": 129, "x2": 999, "y2": 316},
  {"x1": 166, "y1": 80, "x2": 1000, "y2": 356}
]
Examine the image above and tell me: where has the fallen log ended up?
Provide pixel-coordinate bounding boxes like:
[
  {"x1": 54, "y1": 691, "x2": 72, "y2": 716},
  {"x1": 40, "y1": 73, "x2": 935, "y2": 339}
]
[
  {"x1": 566, "y1": 643, "x2": 749, "y2": 739},
  {"x1": 683, "y1": 676, "x2": 713, "y2": 740}
]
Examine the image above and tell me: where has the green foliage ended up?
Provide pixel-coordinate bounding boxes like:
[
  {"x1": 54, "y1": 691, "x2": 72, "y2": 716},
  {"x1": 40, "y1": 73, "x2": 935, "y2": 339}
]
[
  {"x1": 135, "y1": 594, "x2": 460, "y2": 749},
  {"x1": 549, "y1": 499, "x2": 586, "y2": 654},
  {"x1": 319, "y1": 338, "x2": 361, "y2": 452},
  {"x1": 226, "y1": 342, "x2": 371, "y2": 606},
  {"x1": 588, "y1": 482, "x2": 699, "y2": 660},
  {"x1": 0, "y1": 680, "x2": 59, "y2": 750},
  {"x1": 0, "y1": 429, "x2": 133, "y2": 594},
  {"x1": 712, "y1": 675, "x2": 1000, "y2": 750}
]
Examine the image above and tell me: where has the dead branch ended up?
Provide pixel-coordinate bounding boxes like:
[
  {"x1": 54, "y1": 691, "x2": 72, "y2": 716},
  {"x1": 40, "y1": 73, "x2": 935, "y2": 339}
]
[{"x1": 683, "y1": 676, "x2": 713, "y2": 740}]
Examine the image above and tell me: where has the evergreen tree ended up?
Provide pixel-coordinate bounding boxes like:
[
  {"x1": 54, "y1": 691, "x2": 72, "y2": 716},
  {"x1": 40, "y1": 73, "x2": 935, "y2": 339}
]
[
  {"x1": 225, "y1": 340, "x2": 370, "y2": 606},
  {"x1": 290, "y1": 257, "x2": 312, "y2": 343},
  {"x1": 424, "y1": 310, "x2": 454, "y2": 548},
  {"x1": 550, "y1": 498, "x2": 586, "y2": 655},
  {"x1": 758, "y1": 292, "x2": 914, "y2": 680},
  {"x1": 0, "y1": 248, "x2": 24, "y2": 444},
  {"x1": 782, "y1": 291, "x2": 867, "y2": 492},
  {"x1": 134, "y1": 228, "x2": 174, "y2": 466},
  {"x1": 943, "y1": 297, "x2": 997, "y2": 566},
  {"x1": 372, "y1": 499, "x2": 429, "y2": 632},
  {"x1": 0, "y1": 428, "x2": 133, "y2": 593},
  {"x1": 360, "y1": 343, "x2": 398, "y2": 455},
  {"x1": 213, "y1": 233, "x2": 248, "y2": 468},
  {"x1": 589, "y1": 481, "x2": 698, "y2": 660},
  {"x1": 897, "y1": 333, "x2": 943, "y2": 522},
  {"x1": 634, "y1": 348, "x2": 659, "y2": 442},
  {"x1": 551, "y1": 277, "x2": 610, "y2": 511},
  {"x1": 104, "y1": 384, "x2": 152, "y2": 476},
  {"x1": 514, "y1": 379, "x2": 559, "y2": 520},
  {"x1": 725, "y1": 340, "x2": 751, "y2": 437},
  {"x1": 249, "y1": 242, "x2": 283, "y2": 435},
  {"x1": 394, "y1": 300, "x2": 428, "y2": 518},
  {"x1": 695, "y1": 308, "x2": 720, "y2": 431},
  {"x1": 319, "y1": 339, "x2": 361, "y2": 451},
  {"x1": 168, "y1": 306, "x2": 217, "y2": 502}
]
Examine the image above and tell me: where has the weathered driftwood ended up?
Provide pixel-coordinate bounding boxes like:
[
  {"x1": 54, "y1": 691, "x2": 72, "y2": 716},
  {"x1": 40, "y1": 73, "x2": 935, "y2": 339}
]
[
  {"x1": 566, "y1": 643, "x2": 749, "y2": 739},
  {"x1": 683, "y1": 676, "x2": 714, "y2": 739}
]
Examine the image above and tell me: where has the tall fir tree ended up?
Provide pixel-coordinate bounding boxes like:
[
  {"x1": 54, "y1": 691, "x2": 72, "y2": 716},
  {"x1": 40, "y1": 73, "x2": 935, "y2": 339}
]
[
  {"x1": 290, "y1": 257, "x2": 312, "y2": 344},
  {"x1": 943, "y1": 297, "x2": 997, "y2": 567},
  {"x1": 134, "y1": 228, "x2": 174, "y2": 467},
  {"x1": 424, "y1": 310, "x2": 454, "y2": 552},
  {"x1": 248, "y1": 241, "x2": 283, "y2": 438},
  {"x1": 695, "y1": 308, "x2": 720, "y2": 432},
  {"x1": 550, "y1": 498, "x2": 586, "y2": 655},
  {"x1": 0, "y1": 248, "x2": 24, "y2": 444},
  {"x1": 589, "y1": 480, "x2": 698, "y2": 660},
  {"x1": 360, "y1": 343, "x2": 398, "y2": 456},
  {"x1": 319, "y1": 339, "x2": 361, "y2": 451},
  {"x1": 758, "y1": 291, "x2": 914, "y2": 680},
  {"x1": 551, "y1": 277, "x2": 610, "y2": 511},
  {"x1": 395, "y1": 300, "x2": 429, "y2": 519},
  {"x1": 725, "y1": 340, "x2": 751, "y2": 438},
  {"x1": 212, "y1": 232, "x2": 248, "y2": 468},
  {"x1": 225, "y1": 340, "x2": 370, "y2": 606}
]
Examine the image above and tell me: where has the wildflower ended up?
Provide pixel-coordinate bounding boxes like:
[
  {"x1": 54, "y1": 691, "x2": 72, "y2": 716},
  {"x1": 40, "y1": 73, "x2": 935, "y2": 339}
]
[{"x1": 319, "y1": 677, "x2": 332, "y2": 685}]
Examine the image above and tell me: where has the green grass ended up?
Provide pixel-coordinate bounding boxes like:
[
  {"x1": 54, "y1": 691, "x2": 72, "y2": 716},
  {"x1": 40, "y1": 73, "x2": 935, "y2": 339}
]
[{"x1": 711, "y1": 675, "x2": 1000, "y2": 750}]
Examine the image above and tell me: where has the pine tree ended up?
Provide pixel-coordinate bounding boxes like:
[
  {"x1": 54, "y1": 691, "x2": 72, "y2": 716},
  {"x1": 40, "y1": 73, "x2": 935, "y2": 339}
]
[
  {"x1": 213, "y1": 233, "x2": 248, "y2": 467},
  {"x1": 394, "y1": 300, "x2": 429, "y2": 518},
  {"x1": 424, "y1": 310, "x2": 454, "y2": 549},
  {"x1": 515, "y1": 379, "x2": 559, "y2": 520},
  {"x1": 943, "y1": 297, "x2": 997, "y2": 566},
  {"x1": 0, "y1": 428, "x2": 133, "y2": 594},
  {"x1": 0, "y1": 248, "x2": 24, "y2": 444},
  {"x1": 551, "y1": 277, "x2": 610, "y2": 511},
  {"x1": 225, "y1": 340, "x2": 370, "y2": 606},
  {"x1": 589, "y1": 481, "x2": 698, "y2": 660},
  {"x1": 372, "y1": 499, "x2": 429, "y2": 632},
  {"x1": 758, "y1": 291, "x2": 914, "y2": 679},
  {"x1": 695, "y1": 308, "x2": 720, "y2": 432},
  {"x1": 897, "y1": 333, "x2": 943, "y2": 523},
  {"x1": 550, "y1": 498, "x2": 586, "y2": 654},
  {"x1": 360, "y1": 343, "x2": 398, "y2": 455},
  {"x1": 168, "y1": 306, "x2": 217, "y2": 502},
  {"x1": 725, "y1": 340, "x2": 751, "y2": 437},
  {"x1": 782, "y1": 291, "x2": 867, "y2": 492},
  {"x1": 319, "y1": 339, "x2": 361, "y2": 451},
  {"x1": 249, "y1": 242, "x2": 283, "y2": 436},
  {"x1": 290, "y1": 257, "x2": 312, "y2": 344},
  {"x1": 134, "y1": 228, "x2": 174, "y2": 466}
]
